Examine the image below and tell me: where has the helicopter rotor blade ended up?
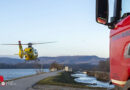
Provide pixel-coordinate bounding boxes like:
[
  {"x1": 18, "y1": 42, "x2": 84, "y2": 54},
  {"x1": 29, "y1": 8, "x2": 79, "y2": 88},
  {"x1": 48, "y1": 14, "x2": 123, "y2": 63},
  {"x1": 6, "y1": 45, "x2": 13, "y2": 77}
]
[
  {"x1": 31, "y1": 42, "x2": 56, "y2": 45},
  {"x1": 1, "y1": 44, "x2": 19, "y2": 45},
  {"x1": 1, "y1": 44, "x2": 28, "y2": 45},
  {"x1": 1, "y1": 42, "x2": 56, "y2": 45}
]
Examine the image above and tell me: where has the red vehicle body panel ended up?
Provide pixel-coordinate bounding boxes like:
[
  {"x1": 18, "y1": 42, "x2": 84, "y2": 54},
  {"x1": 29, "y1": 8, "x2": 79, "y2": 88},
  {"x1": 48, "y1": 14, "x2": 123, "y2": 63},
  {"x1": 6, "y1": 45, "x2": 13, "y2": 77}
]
[
  {"x1": 110, "y1": 16, "x2": 130, "y2": 86},
  {"x1": 0, "y1": 76, "x2": 4, "y2": 82}
]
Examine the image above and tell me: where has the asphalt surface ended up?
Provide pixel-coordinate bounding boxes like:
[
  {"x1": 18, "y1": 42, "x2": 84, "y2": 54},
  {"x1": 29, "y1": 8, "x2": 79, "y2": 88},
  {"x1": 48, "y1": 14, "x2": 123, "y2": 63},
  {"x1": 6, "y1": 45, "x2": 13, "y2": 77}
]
[{"x1": 0, "y1": 71, "x2": 60, "y2": 90}]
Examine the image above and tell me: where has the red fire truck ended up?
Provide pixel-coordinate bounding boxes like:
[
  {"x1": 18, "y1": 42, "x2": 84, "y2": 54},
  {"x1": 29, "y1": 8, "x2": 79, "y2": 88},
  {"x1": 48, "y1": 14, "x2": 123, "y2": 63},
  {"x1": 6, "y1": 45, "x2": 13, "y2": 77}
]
[{"x1": 96, "y1": 0, "x2": 130, "y2": 90}]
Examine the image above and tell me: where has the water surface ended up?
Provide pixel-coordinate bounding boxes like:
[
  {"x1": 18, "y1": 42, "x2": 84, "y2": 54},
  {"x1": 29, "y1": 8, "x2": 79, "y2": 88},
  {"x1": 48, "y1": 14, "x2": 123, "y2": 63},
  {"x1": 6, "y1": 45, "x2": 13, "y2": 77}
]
[
  {"x1": 0, "y1": 69, "x2": 49, "y2": 80},
  {"x1": 72, "y1": 73, "x2": 114, "y2": 88}
]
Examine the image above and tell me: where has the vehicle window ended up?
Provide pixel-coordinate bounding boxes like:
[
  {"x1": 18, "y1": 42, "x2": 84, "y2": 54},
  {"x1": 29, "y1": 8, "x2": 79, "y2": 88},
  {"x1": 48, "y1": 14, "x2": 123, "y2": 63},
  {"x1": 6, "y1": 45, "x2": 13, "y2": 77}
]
[
  {"x1": 121, "y1": 0, "x2": 130, "y2": 17},
  {"x1": 124, "y1": 44, "x2": 130, "y2": 58}
]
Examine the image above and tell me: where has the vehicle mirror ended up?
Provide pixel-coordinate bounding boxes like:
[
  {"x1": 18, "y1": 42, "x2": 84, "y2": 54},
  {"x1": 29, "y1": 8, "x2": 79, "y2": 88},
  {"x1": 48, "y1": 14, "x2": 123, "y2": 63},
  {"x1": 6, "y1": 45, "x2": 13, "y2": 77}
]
[{"x1": 96, "y1": 0, "x2": 108, "y2": 25}]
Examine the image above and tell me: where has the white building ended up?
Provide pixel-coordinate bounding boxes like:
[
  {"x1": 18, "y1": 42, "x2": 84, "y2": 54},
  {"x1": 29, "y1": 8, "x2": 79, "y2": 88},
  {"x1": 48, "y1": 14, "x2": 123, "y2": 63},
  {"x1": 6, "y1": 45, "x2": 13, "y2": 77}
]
[
  {"x1": 50, "y1": 68, "x2": 57, "y2": 72},
  {"x1": 64, "y1": 66, "x2": 72, "y2": 72}
]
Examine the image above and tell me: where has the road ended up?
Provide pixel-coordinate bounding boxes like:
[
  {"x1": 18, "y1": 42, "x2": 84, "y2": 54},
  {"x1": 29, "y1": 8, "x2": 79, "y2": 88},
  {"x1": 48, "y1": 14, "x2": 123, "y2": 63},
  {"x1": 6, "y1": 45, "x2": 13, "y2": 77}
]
[{"x1": 0, "y1": 71, "x2": 60, "y2": 90}]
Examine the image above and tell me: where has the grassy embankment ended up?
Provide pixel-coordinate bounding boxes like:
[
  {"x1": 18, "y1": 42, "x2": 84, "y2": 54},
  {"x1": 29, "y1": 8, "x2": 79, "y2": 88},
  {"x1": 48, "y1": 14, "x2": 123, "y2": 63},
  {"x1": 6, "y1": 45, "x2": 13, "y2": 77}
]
[
  {"x1": 87, "y1": 71, "x2": 109, "y2": 82},
  {"x1": 36, "y1": 71, "x2": 106, "y2": 89}
]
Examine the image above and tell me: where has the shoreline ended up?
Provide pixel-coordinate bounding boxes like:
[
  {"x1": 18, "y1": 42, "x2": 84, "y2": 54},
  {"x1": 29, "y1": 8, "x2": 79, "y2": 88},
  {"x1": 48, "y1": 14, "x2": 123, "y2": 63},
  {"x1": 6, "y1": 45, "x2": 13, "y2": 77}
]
[
  {"x1": 87, "y1": 71, "x2": 109, "y2": 82},
  {"x1": 31, "y1": 71, "x2": 107, "y2": 90}
]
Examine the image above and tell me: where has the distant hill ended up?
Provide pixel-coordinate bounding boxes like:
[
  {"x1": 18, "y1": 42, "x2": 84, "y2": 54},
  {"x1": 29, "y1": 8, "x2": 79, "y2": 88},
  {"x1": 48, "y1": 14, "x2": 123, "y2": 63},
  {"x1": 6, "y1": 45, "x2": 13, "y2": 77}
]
[
  {"x1": 0, "y1": 57, "x2": 24, "y2": 64},
  {"x1": 0, "y1": 56, "x2": 107, "y2": 65},
  {"x1": 39, "y1": 56, "x2": 106, "y2": 65}
]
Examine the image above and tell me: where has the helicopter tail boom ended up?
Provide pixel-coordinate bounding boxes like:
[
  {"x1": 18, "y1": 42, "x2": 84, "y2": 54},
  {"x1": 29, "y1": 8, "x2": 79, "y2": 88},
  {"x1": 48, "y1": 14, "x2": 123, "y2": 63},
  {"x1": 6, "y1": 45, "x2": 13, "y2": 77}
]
[{"x1": 18, "y1": 41, "x2": 24, "y2": 58}]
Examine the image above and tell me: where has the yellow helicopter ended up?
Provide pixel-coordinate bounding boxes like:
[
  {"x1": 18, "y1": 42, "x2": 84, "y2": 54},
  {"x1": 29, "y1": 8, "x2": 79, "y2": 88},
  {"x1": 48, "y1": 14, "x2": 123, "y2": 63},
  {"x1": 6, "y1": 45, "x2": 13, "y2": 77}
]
[{"x1": 2, "y1": 41, "x2": 55, "y2": 61}]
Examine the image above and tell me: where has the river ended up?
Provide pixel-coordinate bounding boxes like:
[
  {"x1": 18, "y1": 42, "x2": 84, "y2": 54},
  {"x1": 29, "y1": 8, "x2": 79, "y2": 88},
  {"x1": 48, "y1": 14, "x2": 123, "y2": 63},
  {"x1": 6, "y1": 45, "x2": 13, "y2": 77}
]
[
  {"x1": 0, "y1": 69, "x2": 114, "y2": 88},
  {"x1": 0, "y1": 69, "x2": 49, "y2": 80},
  {"x1": 71, "y1": 73, "x2": 114, "y2": 88}
]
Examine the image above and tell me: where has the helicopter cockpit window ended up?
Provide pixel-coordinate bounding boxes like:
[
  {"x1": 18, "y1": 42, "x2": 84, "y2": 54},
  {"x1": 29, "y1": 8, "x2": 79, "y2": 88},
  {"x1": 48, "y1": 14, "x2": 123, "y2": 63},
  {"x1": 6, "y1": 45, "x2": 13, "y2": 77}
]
[
  {"x1": 30, "y1": 49, "x2": 32, "y2": 52},
  {"x1": 34, "y1": 49, "x2": 38, "y2": 54}
]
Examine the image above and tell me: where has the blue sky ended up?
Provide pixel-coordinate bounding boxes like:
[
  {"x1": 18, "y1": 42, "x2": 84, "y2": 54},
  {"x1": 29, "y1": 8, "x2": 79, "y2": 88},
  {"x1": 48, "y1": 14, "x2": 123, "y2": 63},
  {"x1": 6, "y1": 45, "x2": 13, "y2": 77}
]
[{"x1": 0, "y1": 0, "x2": 112, "y2": 58}]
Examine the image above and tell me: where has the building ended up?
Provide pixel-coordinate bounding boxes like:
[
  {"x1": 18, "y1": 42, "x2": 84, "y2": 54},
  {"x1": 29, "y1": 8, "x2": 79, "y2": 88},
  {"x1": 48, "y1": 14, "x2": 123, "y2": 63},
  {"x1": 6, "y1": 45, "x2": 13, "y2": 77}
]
[
  {"x1": 50, "y1": 68, "x2": 57, "y2": 72},
  {"x1": 64, "y1": 66, "x2": 72, "y2": 72}
]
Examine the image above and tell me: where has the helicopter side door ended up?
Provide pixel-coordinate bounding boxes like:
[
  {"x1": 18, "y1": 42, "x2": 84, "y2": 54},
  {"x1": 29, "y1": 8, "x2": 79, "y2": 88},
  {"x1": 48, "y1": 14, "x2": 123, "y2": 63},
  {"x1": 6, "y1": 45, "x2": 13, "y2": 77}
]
[{"x1": 33, "y1": 49, "x2": 38, "y2": 59}]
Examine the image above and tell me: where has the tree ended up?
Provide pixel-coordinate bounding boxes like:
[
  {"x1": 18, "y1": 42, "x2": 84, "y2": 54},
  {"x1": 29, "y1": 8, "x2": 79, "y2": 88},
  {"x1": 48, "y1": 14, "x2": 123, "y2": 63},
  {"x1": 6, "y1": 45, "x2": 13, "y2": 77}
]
[
  {"x1": 98, "y1": 59, "x2": 110, "y2": 72},
  {"x1": 50, "y1": 62, "x2": 64, "y2": 70}
]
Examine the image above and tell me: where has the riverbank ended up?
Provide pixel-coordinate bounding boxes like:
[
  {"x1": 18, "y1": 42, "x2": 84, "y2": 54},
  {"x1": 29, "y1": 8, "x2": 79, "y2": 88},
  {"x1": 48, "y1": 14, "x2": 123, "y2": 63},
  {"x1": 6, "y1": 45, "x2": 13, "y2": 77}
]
[
  {"x1": 33, "y1": 71, "x2": 106, "y2": 90},
  {"x1": 87, "y1": 71, "x2": 109, "y2": 82}
]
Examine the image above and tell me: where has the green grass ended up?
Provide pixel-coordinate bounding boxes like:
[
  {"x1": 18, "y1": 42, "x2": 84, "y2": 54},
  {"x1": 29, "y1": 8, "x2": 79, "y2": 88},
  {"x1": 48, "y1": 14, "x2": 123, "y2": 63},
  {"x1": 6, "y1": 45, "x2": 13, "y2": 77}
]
[{"x1": 36, "y1": 71, "x2": 106, "y2": 89}]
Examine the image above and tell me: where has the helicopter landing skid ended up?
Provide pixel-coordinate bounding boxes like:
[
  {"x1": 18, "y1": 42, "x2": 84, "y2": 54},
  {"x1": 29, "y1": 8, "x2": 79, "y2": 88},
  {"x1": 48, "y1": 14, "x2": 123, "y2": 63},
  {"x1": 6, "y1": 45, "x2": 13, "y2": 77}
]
[
  {"x1": 24, "y1": 58, "x2": 40, "y2": 63},
  {"x1": 36, "y1": 58, "x2": 40, "y2": 61}
]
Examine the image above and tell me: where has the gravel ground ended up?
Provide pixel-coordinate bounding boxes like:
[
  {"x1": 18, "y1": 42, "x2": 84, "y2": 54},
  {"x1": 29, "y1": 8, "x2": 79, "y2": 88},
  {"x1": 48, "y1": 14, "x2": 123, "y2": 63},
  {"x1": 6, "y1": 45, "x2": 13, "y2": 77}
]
[{"x1": 29, "y1": 85, "x2": 106, "y2": 90}]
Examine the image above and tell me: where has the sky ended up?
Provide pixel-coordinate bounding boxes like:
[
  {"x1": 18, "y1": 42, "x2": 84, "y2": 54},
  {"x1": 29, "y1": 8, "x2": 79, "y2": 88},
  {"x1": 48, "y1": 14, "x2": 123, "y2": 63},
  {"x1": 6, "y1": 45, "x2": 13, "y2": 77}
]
[{"x1": 0, "y1": 0, "x2": 114, "y2": 58}]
